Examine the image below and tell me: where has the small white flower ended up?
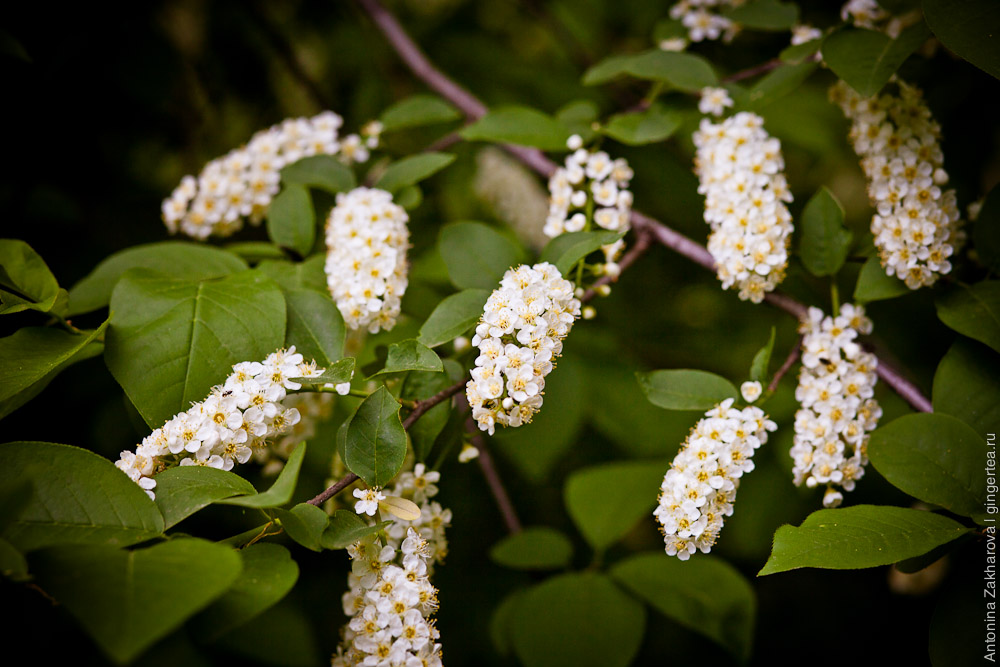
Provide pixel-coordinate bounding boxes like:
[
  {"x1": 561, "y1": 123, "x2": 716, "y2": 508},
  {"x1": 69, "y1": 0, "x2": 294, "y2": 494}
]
[
  {"x1": 740, "y1": 381, "x2": 763, "y2": 403},
  {"x1": 354, "y1": 487, "x2": 387, "y2": 516},
  {"x1": 698, "y1": 87, "x2": 734, "y2": 117},
  {"x1": 335, "y1": 382, "x2": 351, "y2": 396},
  {"x1": 458, "y1": 443, "x2": 480, "y2": 462},
  {"x1": 566, "y1": 134, "x2": 583, "y2": 150},
  {"x1": 659, "y1": 37, "x2": 688, "y2": 51}
]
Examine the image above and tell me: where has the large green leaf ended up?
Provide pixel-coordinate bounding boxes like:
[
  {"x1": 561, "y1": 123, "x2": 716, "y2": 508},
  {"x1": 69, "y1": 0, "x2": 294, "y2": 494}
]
[
  {"x1": 0, "y1": 239, "x2": 60, "y2": 315},
  {"x1": 822, "y1": 23, "x2": 931, "y2": 97},
  {"x1": 266, "y1": 184, "x2": 315, "y2": 257},
  {"x1": 936, "y1": 281, "x2": 1000, "y2": 354},
  {"x1": 799, "y1": 186, "x2": 851, "y2": 277},
  {"x1": 933, "y1": 339, "x2": 1000, "y2": 435},
  {"x1": 255, "y1": 256, "x2": 327, "y2": 293},
  {"x1": 219, "y1": 442, "x2": 306, "y2": 509},
  {"x1": 344, "y1": 386, "x2": 407, "y2": 487},
  {"x1": 0, "y1": 441, "x2": 164, "y2": 552},
  {"x1": 602, "y1": 103, "x2": 682, "y2": 146},
  {"x1": 726, "y1": 0, "x2": 798, "y2": 30},
  {"x1": 280, "y1": 155, "x2": 356, "y2": 194},
  {"x1": 583, "y1": 50, "x2": 717, "y2": 91},
  {"x1": 610, "y1": 552, "x2": 755, "y2": 661},
  {"x1": 637, "y1": 369, "x2": 737, "y2": 411},
  {"x1": 417, "y1": 288, "x2": 490, "y2": 348},
  {"x1": 67, "y1": 242, "x2": 247, "y2": 316},
  {"x1": 509, "y1": 572, "x2": 645, "y2": 667},
  {"x1": 152, "y1": 466, "x2": 257, "y2": 529},
  {"x1": 564, "y1": 460, "x2": 666, "y2": 551},
  {"x1": 283, "y1": 289, "x2": 345, "y2": 367},
  {"x1": 868, "y1": 413, "x2": 988, "y2": 520},
  {"x1": 105, "y1": 269, "x2": 286, "y2": 428},
  {"x1": 759, "y1": 505, "x2": 971, "y2": 575},
  {"x1": 748, "y1": 61, "x2": 819, "y2": 109},
  {"x1": 30, "y1": 539, "x2": 241, "y2": 664},
  {"x1": 438, "y1": 221, "x2": 526, "y2": 290},
  {"x1": 539, "y1": 230, "x2": 626, "y2": 276},
  {"x1": 923, "y1": 0, "x2": 1000, "y2": 81},
  {"x1": 0, "y1": 319, "x2": 107, "y2": 420},
  {"x1": 854, "y1": 255, "x2": 909, "y2": 303},
  {"x1": 379, "y1": 94, "x2": 461, "y2": 132},
  {"x1": 490, "y1": 527, "x2": 573, "y2": 571},
  {"x1": 460, "y1": 107, "x2": 571, "y2": 150},
  {"x1": 373, "y1": 153, "x2": 456, "y2": 194},
  {"x1": 320, "y1": 510, "x2": 387, "y2": 550},
  {"x1": 368, "y1": 339, "x2": 443, "y2": 378},
  {"x1": 273, "y1": 503, "x2": 329, "y2": 552}
]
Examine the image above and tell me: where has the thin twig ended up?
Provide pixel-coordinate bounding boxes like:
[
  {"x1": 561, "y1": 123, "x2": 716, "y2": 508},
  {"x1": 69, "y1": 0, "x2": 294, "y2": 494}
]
[
  {"x1": 767, "y1": 335, "x2": 802, "y2": 394},
  {"x1": 473, "y1": 432, "x2": 523, "y2": 534},
  {"x1": 308, "y1": 472, "x2": 359, "y2": 506},
  {"x1": 721, "y1": 53, "x2": 820, "y2": 84},
  {"x1": 581, "y1": 228, "x2": 653, "y2": 302}
]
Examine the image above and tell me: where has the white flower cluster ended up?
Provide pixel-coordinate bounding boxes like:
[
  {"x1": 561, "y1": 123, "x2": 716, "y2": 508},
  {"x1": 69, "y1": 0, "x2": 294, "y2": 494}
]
[
  {"x1": 669, "y1": 0, "x2": 740, "y2": 42},
  {"x1": 325, "y1": 187, "x2": 410, "y2": 334},
  {"x1": 115, "y1": 347, "x2": 324, "y2": 499},
  {"x1": 385, "y1": 464, "x2": 452, "y2": 571},
  {"x1": 791, "y1": 304, "x2": 882, "y2": 506},
  {"x1": 162, "y1": 112, "x2": 380, "y2": 240},
  {"x1": 332, "y1": 528, "x2": 443, "y2": 667},
  {"x1": 693, "y1": 111, "x2": 794, "y2": 302},
  {"x1": 544, "y1": 136, "x2": 634, "y2": 276},
  {"x1": 654, "y1": 399, "x2": 777, "y2": 560},
  {"x1": 841, "y1": 0, "x2": 889, "y2": 29},
  {"x1": 466, "y1": 263, "x2": 581, "y2": 435},
  {"x1": 831, "y1": 81, "x2": 963, "y2": 289}
]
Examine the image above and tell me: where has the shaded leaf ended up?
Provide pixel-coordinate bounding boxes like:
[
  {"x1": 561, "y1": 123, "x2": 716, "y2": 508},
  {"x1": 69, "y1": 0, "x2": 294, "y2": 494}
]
[
  {"x1": 219, "y1": 443, "x2": 306, "y2": 509},
  {"x1": 602, "y1": 103, "x2": 682, "y2": 145},
  {"x1": 320, "y1": 510, "x2": 387, "y2": 549},
  {"x1": 417, "y1": 289, "x2": 490, "y2": 348},
  {"x1": 344, "y1": 387, "x2": 407, "y2": 487},
  {"x1": 726, "y1": 0, "x2": 798, "y2": 30},
  {"x1": 0, "y1": 239, "x2": 60, "y2": 315},
  {"x1": 292, "y1": 358, "x2": 355, "y2": 385},
  {"x1": 379, "y1": 94, "x2": 461, "y2": 132},
  {"x1": 284, "y1": 289, "x2": 345, "y2": 367},
  {"x1": 637, "y1": 369, "x2": 737, "y2": 411},
  {"x1": 556, "y1": 100, "x2": 600, "y2": 143},
  {"x1": 933, "y1": 339, "x2": 1000, "y2": 435},
  {"x1": 936, "y1": 281, "x2": 1000, "y2": 353},
  {"x1": 539, "y1": 230, "x2": 626, "y2": 275},
  {"x1": 152, "y1": 467, "x2": 256, "y2": 530},
  {"x1": 490, "y1": 527, "x2": 573, "y2": 570},
  {"x1": 748, "y1": 61, "x2": 818, "y2": 109},
  {"x1": 280, "y1": 155, "x2": 356, "y2": 194},
  {"x1": 274, "y1": 503, "x2": 329, "y2": 552},
  {"x1": 438, "y1": 221, "x2": 526, "y2": 290},
  {"x1": 583, "y1": 50, "x2": 717, "y2": 91},
  {"x1": 749, "y1": 327, "x2": 776, "y2": 383},
  {"x1": 854, "y1": 255, "x2": 910, "y2": 303},
  {"x1": 823, "y1": 23, "x2": 931, "y2": 97},
  {"x1": 368, "y1": 339, "x2": 443, "y2": 378},
  {"x1": 266, "y1": 184, "x2": 315, "y2": 257},
  {"x1": 799, "y1": 186, "x2": 851, "y2": 277},
  {"x1": 972, "y1": 183, "x2": 1000, "y2": 272},
  {"x1": 460, "y1": 107, "x2": 571, "y2": 150},
  {"x1": 373, "y1": 153, "x2": 456, "y2": 194},
  {"x1": 922, "y1": 0, "x2": 1000, "y2": 81}
]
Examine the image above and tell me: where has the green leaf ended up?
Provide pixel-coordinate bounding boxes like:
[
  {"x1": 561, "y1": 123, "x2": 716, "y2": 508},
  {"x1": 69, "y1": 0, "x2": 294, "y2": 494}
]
[
  {"x1": 219, "y1": 443, "x2": 306, "y2": 509},
  {"x1": 490, "y1": 527, "x2": 573, "y2": 570},
  {"x1": 344, "y1": 386, "x2": 407, "y2": 487},
  {"x1": 266, "y1": 184, "x2": 315, "y2": 257},
  {"x1": 637, "y1": 369, "x2": 737, "y2": 411},
  {"x1": 564, "y1": 461, "x2": 665, "y2": 551},
  {"x1": 556, "y1": 100, "x2": 600, "y2": 143},
  {"x1": 780, "y1": 38, "x2": 823, "y2": 64},
  {"x1": 610, "y1": 551, "x2": 755, "y2": 661},
  {"x1": 799, "y1": 186, "x2": 851, "y2": 277},
  {"x1": 747, "y1": 61, "x2": 818, "y2": 109},
  {"x1": 395, "y1": 184, "x2": 423, "y2": 210},
  {"x1": 284, "y1": 289, "x2": 345, "y2": 367},
  {"x1": 195, "y1": 542, "x2": 298, "y2": 640},
  {"x1": 274, "y1": 503, "x2": 329, "y2": 552},
  {"x1": 255, "y1": 256, "x2": 327, "y2": 293},
  {"x1": 0, "y1": 441, "x2": 164, "y2": 552},
  {"x1": 749, "y1": 327, "x2": 776, "y2": 383},
  {"x1": 152, "y1": 467, "x2": 257, "y2": 530},
  {"x1": 292, "y1": 357, "x2": 355, "y2": 385},
  {"x1": 759, "y1": 505, "x2": 971, "y2": 575},
  {"x1": 922, "y1": 0, "x2": 1000, "y2": 81},
  {"x1": 0, "y1": 478, "x2": 33, "y2": 534},
  {"x1": 0, "y1": 320, "x2": 107, "y2": 420},
  {"x1": 379, "y1": 94, "x2": 461, "y2": 132},
  {"x1": 401, "y1": 366, "x2": 458, "y2": 461},
  {"x1": 726, "y1": 0, "x2": 798, "y2": 29},
  {"x1": 869, "y1": 413, "x2": 988, "y2": 520},
  {"x1": 67, "y1": 242, "x2": 248, "y2": 316},
  {"x1": 0, "y1": 239, "x2": 60, "y2": 315},
  {"x1": 509, "y1": 572, "x2": 645, "y2": 667},
  {"x1": 373, "y1": 153, "x2": 456, "y2": 194},
  {"x1": 822, "y1": 22, "x2": 931, "y2": 97},
  {"x1": 417, "y1": 289, "x2": 490, "y2": 348},
  {"x1": 460, "y1": 106, "x2": 571, "y2": 150},
  {"x1": 583, "y1": 50, "x2": 717, "y2": 91},
  {"x1": 30, "y1": 539, "x2": 241, "y2": 664},
  {"x1": 438, "y1": 221, "x2": 526, "y2": 290},
  {"x1": 539, "y1": 230, "x2": 627, "y2": 275},
  {"x1": 320, "y1": 510, "x2": 386, "y2": 549},
  {"x1": 368, "y1": 339, "x2": 443, "y2": 378},
  {"x1": 854, "y1": 255, "x2": 910, "y2": 303},
  {"x1": 490, "y1": 589, "x2": 526, "y2": 657},
  {"x1": 280, "y1": 155, "x2": 356, "y2": 194},
  {"x1": 936, "y1": 281, "x2": 1000, "y2": 354},
  {"x1": 105, "y1": 269, "x2": 286, "y2": 428},
  {"x1": 973, "y1": 184, "x2": 1000, "y2": 272},
  {"x1": 223, "y1": 241, "x2": 288, "y2": 263},
  {"x1": 602, "y1": 103, "x2": 682, "y2": 145},
  {"x1": 933, "y1": 339, "x2": 1000, "y2": 435}
]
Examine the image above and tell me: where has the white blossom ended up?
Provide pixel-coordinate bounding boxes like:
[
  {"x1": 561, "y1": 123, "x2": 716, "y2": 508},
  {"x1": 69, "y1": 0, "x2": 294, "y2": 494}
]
[
  {"x1": 791, "y1": 24, "x2": 822, "y2": 45},
  {"x1": 325, "y1": 187, "x2": 410, "y2": 333},
  {"x1": 740, "y1": 381, "x2": 762, "y2": 403},
  {"x1": 654, "y1": 399, "x2": 777, "y2": 559},
  {"x1": 831, "y1": 81, "x2": 963, "y2": 289},
  {"x1": 790, "y1": 304, "x2": 882, "y2": 503},
  {"x1": 698, "y1": 87, "x2": 733, "y2": 117},
  {"x1": 693, "y1": 111, "x2": 794, "y2": 302},
  {"x1": 354, "y1": 487, "x2": 387, "y2": 517},
  {"x1": 669, "y1": 0, "x2": 741, "y2": 42}
]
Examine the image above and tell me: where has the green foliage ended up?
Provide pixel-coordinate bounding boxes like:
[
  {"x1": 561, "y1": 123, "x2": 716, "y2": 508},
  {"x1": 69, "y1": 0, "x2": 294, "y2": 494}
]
[
  {"x1": 321, "y1": 510, "x2": 387, "y2": 550},
  {"x1": 747, "y1": 61, "x2": 818, "y2": 109},
  {"x1": 0, "y1": 239, "x2": 60, "y2": 315},
  {"x1": 822, "y1": 22, "x2": 931, "y2": 97},
  {"x1": 798, "y1": 186, "x2": 851, "y2": 277},
  {"x1": 344, "y1": 386, "x2": 407, "y2": 487},
  {"x1": 438, "y1": 221, "x2": 526, "y2": 290},
  {"x1": 292, "y1": 358, "x2": 355, "y2": 385},
  {"x1": 933, "y1": 339, "x2": 1000, "y2": 435},
  {"x1": 461, "y1": 107, "x2": 571, "y2": 150},
  {"x1": 417, "y1": 288, "x2": 489, "y2": 348},
  {"x1": 283, "y1": 289, "x2": 346, "y2": 367},
  {"x1": 218, "y1": 443, "x2": 306, "y2": 509},
  {"x1": 152, "y1": 466, "x2": 256, "y2": 529},
  {"x1": 637, "y1": 369, "x2": 738, "y2": 411},
  {"x1": 556, "y1": 100, "x2": 600, "y2": 143},
  {"x1": 760, "y1": 505, "x2": 971, "y2": 575},
  {"x1": 602, "y1": 103, "x2": 682, "y2": 145},
  {"x1": 490, "y1": 527, "x2": 574, "y2": 570},
  {"x1": 749, "y1": 327, "x2": 776, "y2": 383},
  {"x1": 373, "y1": 152, "x2": 456, "y2": 193},
  {"x1": 539, "y1": 230, "x2": 626, "y2": 275},
  {"x1": 368, "y1": 338, "x2": 443, "y2": 377},
  {"x1": 401, "y1": 364, "x2": 460, "y2": 461},
  {"x1": 379, "y1": 94, "x2": 461, "y2": 132},
  {"x1": 280, "y1": 155, "x2": 356, "y2": 194},
  {"x1": 508, "y1": 572, "x2": 646, "y2": 667},
  {"x1": 266, "y1": 184, "x2": 315, "y2": 257},
  {"x1": 725, "y1": 0, "x2": 798, "y2": 30},
  {"x1": 854, "y1": 256, "x2": 910, "y2": 303},
  {"x1": 274, "y1": 503, "x2": 330, "y2": 552},
  {"x1": 868, "y1": 413, "x2": 988, "y2": 520},
  {"x1": 610, "y1": 552, "x2": 755, "y2": 661},
  {"x1": 779, "y1": 38, "x2": 823, "y2": 64},
  {"x1": 583, "y1": 50, "x2": 717, "y2": 91},
  {"x1": 564, "y1": 461, "x2": 665, "y2": 551},
  {"x1": 936, "y1": 281, "x2": 1000, "y2": 353},
  {"x1": 105, "y1": 269, "x2": 286, "y2": 427},
  {"x1": 30, "y1": 539, "x2": 241, "y2": 664},
  {"x1": 0, "y1": 441, "x2": 164, "y2": 551},
  {"x1": 922, "y1": 0, "x2": 1000, "y2": 80}
]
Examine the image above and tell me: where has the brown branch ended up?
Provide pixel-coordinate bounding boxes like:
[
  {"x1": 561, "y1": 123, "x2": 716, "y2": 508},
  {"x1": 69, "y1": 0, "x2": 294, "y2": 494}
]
[
  {"x1": 581, "y1": 228, "x2": 652, "y2": 302},
  {"x1": 473, "y1": 432, "x2": 523, "y2": 534},
  {"x1": 767, "y1": 335, "x2": 802, "y2": 394},
  {"x1": 721, "y1": 53, "x2": 820, "y2": 84},
  {"x1": 354, "y1": 0, "x2": 934, "y2": 416},
  {"x1": 307, "y1": 472, "x2": 359, "y2": 506}
]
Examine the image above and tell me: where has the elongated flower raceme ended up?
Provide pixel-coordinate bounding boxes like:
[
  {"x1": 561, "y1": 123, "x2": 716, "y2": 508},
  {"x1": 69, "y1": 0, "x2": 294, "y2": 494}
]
[
  {"x1": 831, "y1": 81, "x2": 963, "y2": 289},
  {"x1": 162, "y1": 112, "x2": 380, "y2": 240},
  {"x1": 654, "y1": 398, "x2": 777, "y2": 560},
  {"x1": 467, "y1": 262, "x2": 581, "y2": 435},
  {"x1": 693, "y1": 111, "x2": 794, "y2": 303},
  {"x1": 325, "y1": 187, "x2": 410, "y2": 334},
  {"x1": 114, "y1": 347, "x2": 326, "y2": 499},
  {"x1": 790, "y1": 304, "x2": 881, "y2": 507}
]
